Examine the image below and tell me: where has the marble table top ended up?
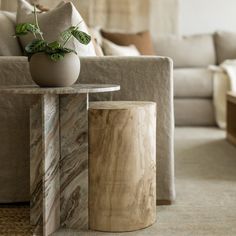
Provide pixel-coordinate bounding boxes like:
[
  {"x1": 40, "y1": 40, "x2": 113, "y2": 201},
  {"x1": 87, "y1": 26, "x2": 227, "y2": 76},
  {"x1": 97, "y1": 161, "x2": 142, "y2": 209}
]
[{"x1": 0, "y1": 84, "x2": 120, "y2": 95}]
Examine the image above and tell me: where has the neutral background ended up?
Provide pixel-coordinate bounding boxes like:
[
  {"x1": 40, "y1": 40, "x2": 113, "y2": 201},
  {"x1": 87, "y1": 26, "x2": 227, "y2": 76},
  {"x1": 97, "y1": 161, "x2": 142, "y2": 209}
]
[
  {"x1": 179, "y1": 0, "x2": 236, "y2": 35},
  {"x1": 0, "y1": 0, "x2": 179, "y2": 36},
  {"x1": 1, "y1": 0, "x2": 236, "y2": 36}
]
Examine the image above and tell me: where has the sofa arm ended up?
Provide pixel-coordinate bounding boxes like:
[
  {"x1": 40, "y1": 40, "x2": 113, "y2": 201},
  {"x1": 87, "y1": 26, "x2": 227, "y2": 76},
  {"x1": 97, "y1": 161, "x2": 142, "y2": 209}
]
[
  {"x1": 0, "y1": 56, "x2": 32, "y2": 85},
  {"x1": 0, "y1": 56, "x2": 175, "y2": 203},
  {"x1": 80, "y1": 56, "x2": 175, "y2": 202},
  {"x1": 0, "y1": 56, "x2": 33, "y2": 202}
]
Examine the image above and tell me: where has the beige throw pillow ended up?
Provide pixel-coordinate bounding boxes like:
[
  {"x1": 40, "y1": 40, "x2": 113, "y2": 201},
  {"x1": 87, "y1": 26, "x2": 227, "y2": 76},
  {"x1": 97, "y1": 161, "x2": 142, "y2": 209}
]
[
  {"x1": 16, "y1": 0, "x2": 96, "y2": 57},
  {"x1": 101, "y1": 30, "x2": 155, "y2": 55},
  {"x1": 0, "y1": 11, "x2": 22, "y2": 56},
  {"x1": 102, "y1": 38, "x2": 140, "y2": 56},
  {"x1": 89, "y1": 27, "x2": 104, "y2": 56}
]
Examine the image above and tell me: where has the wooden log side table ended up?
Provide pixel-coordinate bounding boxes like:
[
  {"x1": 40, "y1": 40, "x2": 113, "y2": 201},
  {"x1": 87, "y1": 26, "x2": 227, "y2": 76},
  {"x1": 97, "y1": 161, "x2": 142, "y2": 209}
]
[
  {"x1": 89, "y1": 101, "x2": 156, "y2": 232},
  {"x1": 0, "y1": 84, "x2": 120, "y2": 236},
  {"x1": 227, "y1": 92, "x2": 236, "y2": 146}
]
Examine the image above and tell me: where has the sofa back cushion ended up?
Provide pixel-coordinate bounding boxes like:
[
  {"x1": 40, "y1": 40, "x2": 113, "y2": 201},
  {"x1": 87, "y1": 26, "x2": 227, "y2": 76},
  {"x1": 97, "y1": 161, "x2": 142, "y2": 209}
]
[
  {"x1": 16, "y1": 0, "x2": 96, "y2": 57},
  {"x1": 214, "y1": 31, "x2": 236, "y2": 64},
  {"x1": 102, "y1": 38, "x2": 140, "y2": 56},
  {"x1": 0, "y1": 11, "x2": 22, "y2": 56},
  {"x1": 174, "y1": 68, "x2": 213, "y2": 98},
  {"x1": 154, "y1": 34, "x2": 216, "y2": 68}
]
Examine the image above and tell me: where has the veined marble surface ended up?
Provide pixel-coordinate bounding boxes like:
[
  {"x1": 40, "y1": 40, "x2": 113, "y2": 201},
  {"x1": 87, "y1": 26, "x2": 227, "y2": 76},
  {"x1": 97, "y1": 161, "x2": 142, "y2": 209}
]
[
  {"x1": 27, "y1": 85, "x2": 120, "y2": 235},
  {"x1": 60, "y1": 94, "x2": 89, "y2": 230},
  {"x1": 30, "y1": 101, "x2": 43, "y2": 234},
  {"x1": 30, "y1": 95, "x2": 60, "y2": 236},
  {"x1": 0, "y1": 84, "x2": 120, "y2": 94}
]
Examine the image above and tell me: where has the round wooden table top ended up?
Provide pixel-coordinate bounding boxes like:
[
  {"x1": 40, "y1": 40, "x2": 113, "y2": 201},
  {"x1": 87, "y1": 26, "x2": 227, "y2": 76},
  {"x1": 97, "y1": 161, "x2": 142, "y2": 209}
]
[{"x1": 0, "y1": 84, "x2": 120, "y2": 95}]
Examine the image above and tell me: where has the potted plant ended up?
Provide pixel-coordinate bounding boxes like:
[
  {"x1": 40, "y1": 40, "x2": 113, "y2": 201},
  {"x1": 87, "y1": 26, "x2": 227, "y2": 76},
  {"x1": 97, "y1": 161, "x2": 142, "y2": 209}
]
[{"x1": 15, "y1": 5, "x2": 91, "y2": 87}]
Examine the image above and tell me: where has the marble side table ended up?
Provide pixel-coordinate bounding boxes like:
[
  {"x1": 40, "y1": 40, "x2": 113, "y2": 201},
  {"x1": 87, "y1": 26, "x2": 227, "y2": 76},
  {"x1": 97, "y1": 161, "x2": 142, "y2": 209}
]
[{"x1": 0, "y1": 84, "x2": 120, "y2": 236}]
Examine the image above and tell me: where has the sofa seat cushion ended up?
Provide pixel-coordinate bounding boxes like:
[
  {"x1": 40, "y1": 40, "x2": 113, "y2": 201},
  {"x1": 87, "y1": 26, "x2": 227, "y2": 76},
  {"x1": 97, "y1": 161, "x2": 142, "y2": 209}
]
[
  {"x1": 154, "y1": 34, "x2": 216, "y2": 68},
  {"x1": 214, "y1": 31, "x2": 236, "y2": 64},
  {"x1": 174, "y1": 68, "x2": 213, "y2": 98},
  {"x1": 175, "y1": 99, "x2": 216, "y2": 126}
]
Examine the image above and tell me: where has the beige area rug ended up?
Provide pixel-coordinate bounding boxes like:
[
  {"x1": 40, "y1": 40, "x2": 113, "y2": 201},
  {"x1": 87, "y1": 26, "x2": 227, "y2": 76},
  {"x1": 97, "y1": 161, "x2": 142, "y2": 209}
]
[
  {"x1": 53, "y1": 127, "x2": 236, "y2": 236},
  {"x1": 0, "y1": 204, "x2": 32, "y2": 235},
  {"x1": 1, "y1": 128, "x2": 236, "y2": 235}
]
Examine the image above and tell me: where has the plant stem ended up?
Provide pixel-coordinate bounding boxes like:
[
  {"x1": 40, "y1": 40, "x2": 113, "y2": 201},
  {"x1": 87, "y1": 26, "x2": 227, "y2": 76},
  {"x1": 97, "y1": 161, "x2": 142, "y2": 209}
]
[
  {"x1": 33, "y1": 5, "x2": 44, "y2": 40},
  {"x1": 62, "y1": 34, "x2": 73, "y2": 47}
]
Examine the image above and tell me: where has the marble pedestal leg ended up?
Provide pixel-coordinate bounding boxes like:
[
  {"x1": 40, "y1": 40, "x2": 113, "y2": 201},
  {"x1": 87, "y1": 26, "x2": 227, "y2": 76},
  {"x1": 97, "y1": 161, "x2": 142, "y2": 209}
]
[
  {"x1": 30, "y1": 94, "x2": 88, "y2": 235},
  {"x1": 30, "y1": 94, "x2": 60, "y2": 236},
  {"x1": 60, "y1": 94, "x2": 88, "y2": 230}
]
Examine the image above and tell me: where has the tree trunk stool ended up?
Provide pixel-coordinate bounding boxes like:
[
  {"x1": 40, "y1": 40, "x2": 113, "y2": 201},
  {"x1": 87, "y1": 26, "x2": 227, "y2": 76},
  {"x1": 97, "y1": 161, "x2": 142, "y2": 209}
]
[{"x1": 88, "y1": 101, "x2": 156, "y2": 232}]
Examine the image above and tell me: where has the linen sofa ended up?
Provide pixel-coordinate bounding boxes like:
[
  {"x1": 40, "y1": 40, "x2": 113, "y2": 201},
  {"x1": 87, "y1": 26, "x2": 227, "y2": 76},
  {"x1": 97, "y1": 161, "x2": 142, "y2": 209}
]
[
  {"x1": 154, "y1": 31, "x2": 236, "y2": 126},
  {"x1": 0, "y1": 3, "x2": 175, "y2": 204},
  {"x1": 0, "y1": 56, "x2": 175, "y2": 204}
]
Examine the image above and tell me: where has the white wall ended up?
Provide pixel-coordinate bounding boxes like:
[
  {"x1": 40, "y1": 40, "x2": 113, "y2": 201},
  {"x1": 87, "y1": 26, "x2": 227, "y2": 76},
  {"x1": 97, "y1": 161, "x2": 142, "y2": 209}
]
[{"x1": 180, "y1": 0, "x2": 236, "y2": 35}]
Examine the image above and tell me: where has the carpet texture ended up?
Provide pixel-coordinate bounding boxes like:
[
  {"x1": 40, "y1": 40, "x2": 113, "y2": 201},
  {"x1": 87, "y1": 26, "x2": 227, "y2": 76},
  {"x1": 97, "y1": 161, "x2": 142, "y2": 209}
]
[
  {"x1": 53, "y1": 127, "x2": 236, "y2": 236},
  {"x1": 1, "y1": 127, "x2": 236, "y2": 235},
  {"x1": 0, "y1": 204, "x2": 32, "y2": 235}
]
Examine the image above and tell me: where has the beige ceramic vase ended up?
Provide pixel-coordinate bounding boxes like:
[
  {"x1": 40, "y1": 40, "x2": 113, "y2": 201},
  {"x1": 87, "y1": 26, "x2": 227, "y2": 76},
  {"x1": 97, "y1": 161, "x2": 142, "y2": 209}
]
[{"x1": 29, "y1": 52, "x2": 80, "y2": 87}]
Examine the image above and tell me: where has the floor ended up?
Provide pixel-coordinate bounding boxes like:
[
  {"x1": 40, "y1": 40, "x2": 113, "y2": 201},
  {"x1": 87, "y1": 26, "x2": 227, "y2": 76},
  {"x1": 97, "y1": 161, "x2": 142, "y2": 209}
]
[
  {"x1": 1, "y1": 127, "x2": 236, "y2": 236},
  {"x1": 53, "y1": 127, "x2": 236, "y2": 236},
  {"x1": 0, "y1": 204, "x2": 32, "y2": 235}
]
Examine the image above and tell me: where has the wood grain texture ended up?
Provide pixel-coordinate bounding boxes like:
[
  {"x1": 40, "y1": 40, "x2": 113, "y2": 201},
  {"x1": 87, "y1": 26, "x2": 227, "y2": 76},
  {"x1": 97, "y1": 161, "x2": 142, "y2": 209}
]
[
  {"x1": 30, "y1": 95, "x2": 60, "y2": 236},
  {"x1": 227, "y1": 94, "x2": 236, "y2": 146},
  {"x1": 60, "y1": 94, "x2": 89, "y2": 230},
  {"x1": 89, "y1": 101, "x2": 156, "y2": 232}
]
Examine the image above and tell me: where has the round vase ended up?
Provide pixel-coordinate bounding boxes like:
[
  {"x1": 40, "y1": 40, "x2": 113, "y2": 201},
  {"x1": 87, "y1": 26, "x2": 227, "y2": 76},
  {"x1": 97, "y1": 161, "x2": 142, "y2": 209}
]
[{"x1": 29, "y1": 52, "x2": 80, "y2": 87}]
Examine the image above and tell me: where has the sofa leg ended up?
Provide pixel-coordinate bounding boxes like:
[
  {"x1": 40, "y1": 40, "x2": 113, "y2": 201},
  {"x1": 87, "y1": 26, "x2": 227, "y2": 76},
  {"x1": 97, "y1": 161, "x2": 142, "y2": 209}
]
[{"x1": 156, "y1": 200, "x2": 173, "y2": 205}]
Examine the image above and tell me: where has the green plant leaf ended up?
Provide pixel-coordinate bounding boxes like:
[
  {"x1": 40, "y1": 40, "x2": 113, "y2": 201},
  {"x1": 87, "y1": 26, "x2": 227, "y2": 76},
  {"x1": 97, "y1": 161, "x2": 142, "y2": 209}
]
[
  {"x1": 25, "y1": 39, "x2": 46, "y2": 54},
  {"x1": 60, "y1": 27, "x2": 75, "y2": 42},
  {"x1": 15, "y1": 23, "x2": 28, "y2": 36},
  {"x1": 50, "y1": 53, "x2": 64, "y2": 61},
  {"x1": 61, "y1": 47, "x2": 77, "y2": 54},
  {"x1": 48, "y1": 41, "x2": 61, "y2": 50},
  {"x1": 71, "y1": 30, "x2": 91, "y2": 45},
  {"x1": 27, "y1": 24, "x2": 41, "y2": 34},
  {"x1": 15, "y1": 23, "x2": 42, "y2": 36}
]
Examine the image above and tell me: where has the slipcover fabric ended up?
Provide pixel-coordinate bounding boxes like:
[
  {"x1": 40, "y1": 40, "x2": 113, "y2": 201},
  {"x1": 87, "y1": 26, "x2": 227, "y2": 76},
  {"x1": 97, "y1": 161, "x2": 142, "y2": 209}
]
[
  {"x1": 101, "y1": 30, "x2": 155, "y2": 55},
  {"x1": 174, "y1": 68, "x2": 213, "y2": 98},
  {"x1": 16, "y1": 0, "x2": 96, "y2": 56},
  {"x1": 214, "y1": 31, "x2": 236, "y2": 64},
  {"x1": 0, "y1": 56, "x2": 175, "y2": 203},
  {"x1": 0, "y1": 11, "x2": 22, "y2": 56},
  {"x1": 101, "y1": 38, "x2": 140, "y2": 56},
  {"x1": 154, "y1": 34, "x2": 216, "y2": 68},
  {"x1": 174, "y1": 99, "x2": 216, "y2": 126}
]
